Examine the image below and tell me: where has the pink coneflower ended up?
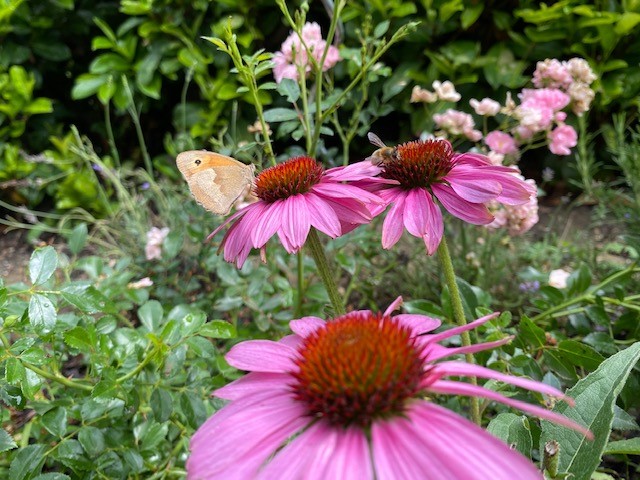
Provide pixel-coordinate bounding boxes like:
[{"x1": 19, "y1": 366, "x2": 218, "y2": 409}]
[
  {"x1": 187, "y1": 297, "x2": 591, "y2": 479},
  {"x1": 373, "y1": 139, "x2": 536, "y2": 254},
  {"x1": 208, "y1": 157, "x2": 383, "y2": 267}
]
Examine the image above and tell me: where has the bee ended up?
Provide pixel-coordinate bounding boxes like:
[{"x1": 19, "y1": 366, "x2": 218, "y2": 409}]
[{"x1": 366, "y1": 132, "x2": 398, "y2": 166}]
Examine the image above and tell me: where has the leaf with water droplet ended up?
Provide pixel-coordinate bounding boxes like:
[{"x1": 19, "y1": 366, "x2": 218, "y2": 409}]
[
  {"x1": 28, "y1": 293, "x2": 57, "y2": 334},
  {"x1": 29, "y1": 246, "x2": 58, "y2": 286}
]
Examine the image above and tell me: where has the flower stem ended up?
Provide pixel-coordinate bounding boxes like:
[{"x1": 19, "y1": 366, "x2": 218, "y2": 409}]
[
  {"x1": 437, "y1": 235, "x2": 481, "y2": 425},
  {"x1": 306, "y1": 228, "x2": 345, "y2": 316}
]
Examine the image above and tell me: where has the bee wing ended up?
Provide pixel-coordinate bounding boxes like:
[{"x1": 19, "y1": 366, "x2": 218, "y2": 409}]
[{"x1": 367, "y1": 132, "x2": 387, "y2": 148}]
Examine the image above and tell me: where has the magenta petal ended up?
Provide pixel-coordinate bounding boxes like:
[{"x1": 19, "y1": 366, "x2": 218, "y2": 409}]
[
  {"x1": 383, "y1": 296, "x2": 403, "y2": 316},
  {"x1": 281, "y1": 195, "x2": 311, "y2": 250},
  {"x1": 446, "y1": 168, "x2": 503, "y2": 203},
  {"x1": 305, "y1": 194, "x2": 342, "y2": 237},
  {"x1": 435, "y1": 361, "x2": 571, "y2": 401},
  {"x1": 226, "y1": 340, "x2": 298, "y2": 373},
  {"x1": 401, "y1": 402, "x2": 544, "y2": 479},
  {"x1": 290, "y1": 316, "x2": 326, "y2": 337},
  {"x1": 381, "y1": 191, "x2": 406, "y2": 248},
  {"x1": 428, "y1": 380, "x2": 592, "y2": 438},
  {"x1": 251, "y1": 201, "x2": 284, "y2": 248},
  {"x1": 403, "y1": 189, "x2": 429, "y2": 238},
  {"x1": 394, "y1": 314, "x2": 441, "y2": 336},
  {"x1": 423, "y1": 194, "x2": 443, "y2": 255},
  {"x1": 425, "y1": 336, "x2": 513, "y2": 361},
  {"x1": 215, "y1": 372, "x2": 291, "y2": 400},
  {"x1": 427, "y1": 312, "x2": 500, "y2": 344},
  {"x1": 432, "y1": 183, "x2": 494, "y2": 224},
  {"x1": 188, "y1": 392, "x2": 307, "y2": 479}
]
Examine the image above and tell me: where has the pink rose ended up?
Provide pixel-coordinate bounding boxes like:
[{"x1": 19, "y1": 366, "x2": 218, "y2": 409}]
[
  {"x1": 484, "y1": 131, "x2": 518, "y2": 155},
  {"x1": 548, "y1": 125, "x2": 577, "y2": 155}
]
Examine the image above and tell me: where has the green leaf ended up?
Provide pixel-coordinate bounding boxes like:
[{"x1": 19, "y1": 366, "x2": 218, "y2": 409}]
[
  {"x1": 487, "y1": 413, "x2": 532, "y2": 457},
  {"x1": 64, "y1": 326, "x2": 96, "y2": 353},
  {"x1": 373, "y1": 20, "x2": 390, "y2": 38},
  {"x1": 4, "y1": 358, "x2": 26, "y2": 385},
  {"x1": 24, "y1": 98, "x2": 53, "y2": 115},
  {"x1": 151, "y1": 389, "x2": 173, "y2": 423},
  {"x1": 140, "y1": 422, "x2": 168, "y2": 451},
  {"x1": 61, "y1": 285, "x2": 116, "y2": 314},
  {"x1": 263, "y1": 107, "x2": 299, "y2": 122},
  {"x1": 28, "y1": 294, "x2": 57, "y2": 333},
  {"x1": 180, "y1": 393, "x2": 207, "y2": 429},
  {"x1": 180, "y1": 312, "x2": 207, "y2": 337},
  {"x1": 29, "y1": 246, "x2": 58, "y2": 286},
  {"x1": 72, "y1": 74, "x2": 108, "y2": 100},
  {"x1": 0, "y1": 428, "x2": 17, "y2": 453},
  {"x1": 461, "y1": 3, "x2": 484, "y2": 29},
  {"x1": 555, "y1": 340, "x2": 605, "y2": 370},
  {"x1": 517, "y1": 316, "x2": 546, "y2": 350},
  {"x1": 41, "y1": 407, "x2": 68, "y2": 438},
  {"x1": 604, "y1": 438, "x2": 640, "y2": 455},
  {"x1": 567, "y1": 264, "x2": 592, "y2": 296},
  {"x1": 67, "y1": 223, "x2": 88, "y2": 255},
  {"x1": 32, "y1": 474, "x2": 71, "y2": 480},
  {"x1": 540, "y1": 342, "x2": 640, "y2": 479},
  {"x1": 78, "y1": 426, "x2": 105, "y2": 457},
  {"x1": 276, "y1": 78, "x2": 300, "y2": 103},
  {"x1": 199, "y1": 320, "x2": 237, "y2": 339},
  {"x1": 138, "y1": 300, "x2": 164, "y2": 331},
  {"x1": 91, "y1": 377, "x2": 119, "y2": 403},
  {"x1": 9, "y1": 444, "x2": 46, "y2": 480}
]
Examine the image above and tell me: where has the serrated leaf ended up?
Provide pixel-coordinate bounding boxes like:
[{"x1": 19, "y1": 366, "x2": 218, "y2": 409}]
[
  {"x1": 180, "y1": 393, "x2": 207, "y2": 429},
  {"x1": 555, "y1": 340, "x2": 605, "y2": 370},
  {"x1": 567, "y1": 264, "x2": 592, "y2": 296},
  {"x1": 64, "y1": 326, "x2": 96, "y2": 352},
  {"x1": 78, "y1": 426, "x2": 105, "y2": 457},
  {"x1": 5, "y1": 358, "x2": 26, "y2": 385},
  {"x1": 199, "y1": 320, "x2": 236, "y2": 339},
  {"x1": 91, "y1": 378, "x2": 118, "y2": 403},
  {"x1": 140, "y1": 422, "x2": 168, "y2": 451},
  {"x1": 9, "y1": 444, "x2": 46, "y2": 480},
  {"x1": 180, "y1": 312, "x2": 207, "y2": 337},
  {"x1": 28, "y1": 294, "x2": 57, "y2": 333},
  {"x1": 29, "y1": 246, "x2": 58, "y2": 286},
  {"x1": 604, "y1": 437, "x2": 640, "y2": 455},
  {"x1": 0, "y1": 428, "x2": 17, "y2": 453},
  {"x1": 61, "y1": 285, "x2": 116, "y2": 314},
  {"x1": 487, "y1": 413, "x2": 532, "y2": 457},
  {"x1": 540, "y1": 342, "x2": 640, "y2": 479},
  {"x1": 41, "y1": 407, "x2": 68, "y2": 438},
  {"x1": 518, "y1": 316, "x2": 546, "y2": 350}
]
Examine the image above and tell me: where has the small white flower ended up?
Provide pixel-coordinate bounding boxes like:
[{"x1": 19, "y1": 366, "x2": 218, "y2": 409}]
[
  {"x1": 549, "y1": 269, "x2": 571, "y2": 289},
  {"x1": 432, "y1": 80, "x2": 461, "y2": 102}
]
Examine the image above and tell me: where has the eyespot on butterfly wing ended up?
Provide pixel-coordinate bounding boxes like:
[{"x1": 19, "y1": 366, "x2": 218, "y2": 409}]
[{"x1": 176, "y1": 150, "x2": 256, "y2": 215}]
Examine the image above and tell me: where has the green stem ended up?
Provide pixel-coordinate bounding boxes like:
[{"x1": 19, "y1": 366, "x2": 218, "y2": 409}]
[
  {"x1": 296, "y1": 251, "x2": 304, "y2": 317},
  {"x1": 122, "y1": 75, "x2": 153, "y2": 176},
  {"x1": 117, "y1": 346, "x2": 160, "y2": 384},
  {"x1": 437, "y1": 235, "x2": 481, "y2": 425},
  {"x1": 104, "y1": 102, "x2": 120, "y2": 168},
  {"x1": 22, "y1": 362, "x2": 93, "y2": 392},
  {"x1": 305, "y1": 228, "x2": 345, "y2": 316}
]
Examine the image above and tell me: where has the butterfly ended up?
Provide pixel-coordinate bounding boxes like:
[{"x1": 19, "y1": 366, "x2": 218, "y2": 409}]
[{"x1": 176, "y1": 150, "x2": 256, "y2": 215}]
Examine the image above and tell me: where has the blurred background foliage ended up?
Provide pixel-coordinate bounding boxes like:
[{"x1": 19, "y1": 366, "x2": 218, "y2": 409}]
[{"x1": 1, "y1": 0, "x2": 639, "y2": 214}]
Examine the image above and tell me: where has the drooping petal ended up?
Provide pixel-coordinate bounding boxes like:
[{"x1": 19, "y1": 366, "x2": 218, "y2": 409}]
[
  {"x1": 404, "y1": 403, "x2": 544, "y2": 479},
  {"x1": 434, "y1": 361, "x2": 572, "y2": 403},
  {"x1": 251, "y1": 201, "x2": 285, "y2": 248},
  {"x1": 428, "y1": 380, "x2": 592, "y2": 438},
  {"x1": 423, "y1": 194, "x2": 443, "y2": 255},
  {"x1": 304, "y1": 193, "x2": 342, "y2": 238},
  {"x1": 226, "y1": 340, "x2": 298, "y2": 373},
  {"x1": 432, "y1": 183, "x2": 494, "y2": 224},
  {"x1": 281, "y1": 194, "x2": 311, "y2": 250},
  {"x1": 383, "y1": 296, "x2": 403, "y2": 316},
  {"x1": 188, "y1": 391, "x2": 308, "y2": 479},
  {"x1": 445, "y1": 167, "x2": 503, "y2": 203},
  {"x1": 381, "y1": 192, "x2": 406, "y2": 249},
  {"x1": 258, "y1": 423, "x2": 373, "y2": 480},
  {"x1": 422, "y1": 336, "x2": 513, "y2": 361},
  {"x1": 403, "y1": 188, "x2": 430, "y2": 238}
]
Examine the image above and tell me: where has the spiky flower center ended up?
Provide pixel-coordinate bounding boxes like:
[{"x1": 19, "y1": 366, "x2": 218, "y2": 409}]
[
  {"x1": 290, "y1": 312, "x2": 425, "y2": 428},
  {"x1": 382, "y1": 139, "x2": 455, "y2": 189},
  {"x1": 254, "y1": 156, "x2": 324, "y2": 202}
]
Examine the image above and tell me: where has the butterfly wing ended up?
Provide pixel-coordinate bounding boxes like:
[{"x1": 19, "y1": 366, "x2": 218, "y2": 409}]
[{"x1": 189, "y1": 165, "x2": 254, "y2": 215}]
